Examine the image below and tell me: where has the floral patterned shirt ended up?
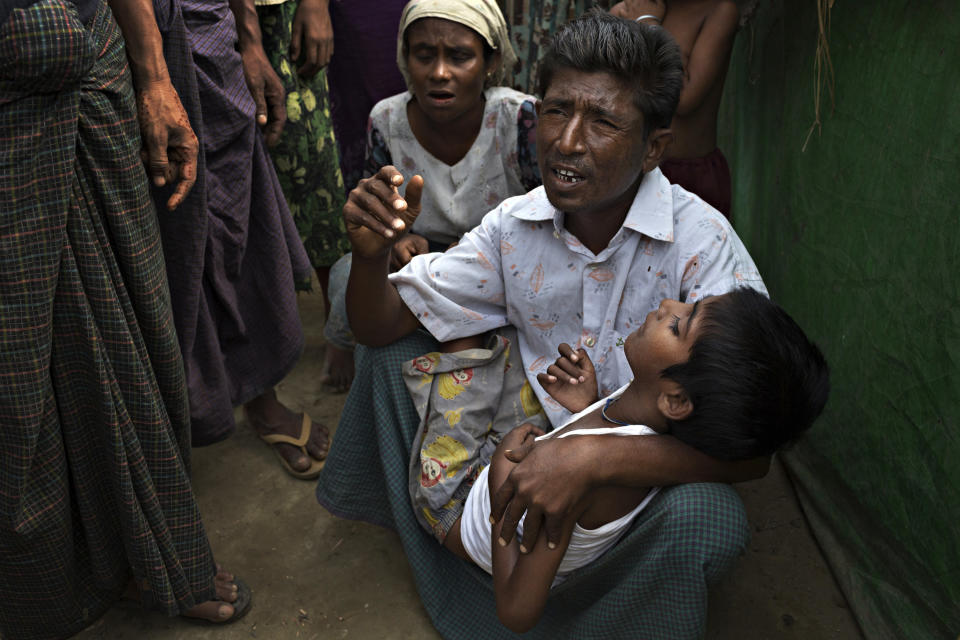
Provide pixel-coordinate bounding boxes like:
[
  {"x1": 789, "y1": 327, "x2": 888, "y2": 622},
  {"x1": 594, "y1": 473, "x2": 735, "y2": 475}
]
[
  {"x1": 365, "y1": 87, "x2": 540, "y2": 246},
  {"x1": 390, "y1": 168, "x2": 767, "y2": 428}
]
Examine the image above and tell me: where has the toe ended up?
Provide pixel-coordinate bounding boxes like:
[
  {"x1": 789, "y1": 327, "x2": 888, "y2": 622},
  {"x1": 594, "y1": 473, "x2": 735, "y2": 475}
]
[
  {"x1": 185, "y1": 600, "x2": 234, "y2": 623},
  {"x1": 273, "y1": 442, "x2": 310, "y2": 471},
  {"x1": 306, "y1": 422, "x2": 330, "y2": 459},
  {"x1": 215, "y1": 581, "x2": 239, "y2": 603}
]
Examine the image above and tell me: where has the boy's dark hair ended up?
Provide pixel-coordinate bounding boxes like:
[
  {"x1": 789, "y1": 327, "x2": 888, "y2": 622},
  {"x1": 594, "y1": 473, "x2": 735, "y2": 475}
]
[
  {"x1": 662, "y1": 288, "x2": 830, "y2": 460},
  {"x1": 536, "y1": 9, "x2": 683, "y2": 137}
]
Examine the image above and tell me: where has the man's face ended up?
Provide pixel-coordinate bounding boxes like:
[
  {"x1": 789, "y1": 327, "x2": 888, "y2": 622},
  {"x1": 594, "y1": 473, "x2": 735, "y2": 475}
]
[{"x1": 536, "y1": 68, "x2": 660, "y2": 220}]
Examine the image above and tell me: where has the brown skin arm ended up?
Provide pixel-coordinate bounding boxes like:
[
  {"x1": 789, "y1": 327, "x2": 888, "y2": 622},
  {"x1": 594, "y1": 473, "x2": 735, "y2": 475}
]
[
  {"x1": 610, "y1": 0, "x2": 666, "y2": 22},
  {"x1": 343, "y1": 166, "x2": 424, "y2": 346},
  {"x1": 291, "y1": 0, "x2": 333, "y2": 77},
  {"x1": 489, "y1": 425, "x2": 569, "y2": 633},
  {"x1": 491, "y1": 433, "x2": 769, "y2": 551},
  {"x1": 228, "y1": 0, "x2": 286, "y2": 146},
  {"x1": 608, "y1": 2, "x2": 738, "y2": 117},
  {"x1": 109, "y1": 0, "x2": 198, "y2": 211},
  {"x1": 672, "y1": 1, "x2": 739, "y2": 117}
]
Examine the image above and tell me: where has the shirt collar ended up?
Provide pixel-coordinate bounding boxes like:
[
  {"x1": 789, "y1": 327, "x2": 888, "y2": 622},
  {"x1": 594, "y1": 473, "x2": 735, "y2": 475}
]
[{"x1": 510, "y1": 168, "x2": 676, "y2": 243}]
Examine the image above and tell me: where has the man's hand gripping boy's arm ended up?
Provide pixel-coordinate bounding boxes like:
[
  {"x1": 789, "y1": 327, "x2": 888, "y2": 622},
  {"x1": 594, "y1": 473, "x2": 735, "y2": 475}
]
[
  {"x1": 488, "y1": 424, "x2": 577, "y2": 634},
  {"x1": 536, "y1": 343, "x2": 599, "y2": 413},
  {"x1": 491, "y1": 433, "x2": 770, "y2": 553}
]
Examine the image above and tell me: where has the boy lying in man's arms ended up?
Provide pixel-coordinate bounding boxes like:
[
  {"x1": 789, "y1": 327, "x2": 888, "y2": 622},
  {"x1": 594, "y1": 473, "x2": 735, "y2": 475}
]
[{"x1": 435, "y1": 288, "x2": 828, "y2": 632}]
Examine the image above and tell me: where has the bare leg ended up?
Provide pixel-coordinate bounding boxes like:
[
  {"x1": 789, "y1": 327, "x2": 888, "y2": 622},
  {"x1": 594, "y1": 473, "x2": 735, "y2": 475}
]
[
  {"x1": 320, "y1": 344, "x2": 355, "y2": 393},
  {"x1": 316, "y1": 264, "x2": 332, "y2": 318}
]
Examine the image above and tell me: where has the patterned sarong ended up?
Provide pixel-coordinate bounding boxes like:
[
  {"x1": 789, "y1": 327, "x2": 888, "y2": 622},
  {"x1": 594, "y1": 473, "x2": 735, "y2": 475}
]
[
  {"x1": 149, "y1": 0, "x2": 312, "y2": 445},
  {"x1": 0, "y1": 2, "x2": 216, "y2": 638},
  {"x1": 317, "y1": 331, "x2": 750, "y2": 640},
  {"x1": 258, "y1": 0, "x2": 349, "y2": 274}
]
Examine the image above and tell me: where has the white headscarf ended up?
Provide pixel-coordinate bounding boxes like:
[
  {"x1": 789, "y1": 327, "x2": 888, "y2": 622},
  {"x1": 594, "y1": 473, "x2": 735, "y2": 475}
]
[{"x1": 396, "y1": 0, "x2": 518, "y2": 88}]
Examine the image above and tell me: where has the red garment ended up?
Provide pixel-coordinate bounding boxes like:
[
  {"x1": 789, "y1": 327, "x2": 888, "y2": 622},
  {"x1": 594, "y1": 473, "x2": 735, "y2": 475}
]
[{"x1": 660, "y1": 147, "x2": 732, "y2": 219}]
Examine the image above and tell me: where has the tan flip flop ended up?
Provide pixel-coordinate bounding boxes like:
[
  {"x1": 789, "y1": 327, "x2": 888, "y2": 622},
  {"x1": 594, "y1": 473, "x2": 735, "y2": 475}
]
[{"x1": 256, "y1": 413, "x2": 326, "y2": 480}]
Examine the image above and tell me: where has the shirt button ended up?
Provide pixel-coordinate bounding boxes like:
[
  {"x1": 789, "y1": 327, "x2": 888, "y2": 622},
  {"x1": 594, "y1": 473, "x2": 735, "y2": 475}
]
[{"x1": 584, "y1": 337, "x2": 596, "y2": 348}]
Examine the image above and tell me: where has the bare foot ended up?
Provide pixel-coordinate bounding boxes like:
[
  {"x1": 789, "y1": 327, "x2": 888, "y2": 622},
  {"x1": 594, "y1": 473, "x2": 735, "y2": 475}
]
[
  {"x1": 320, "y1": 343, "x2": 354, "y2": 393},
  {"x1": 245, "y1": 388, "x2": 329, "y2": 474},
  {"x1": 125, "y1": 565, "x2": 247, "y2": 624},
  {"x1": 183, "y1": 566, "x2": 242, "y2": 622}
]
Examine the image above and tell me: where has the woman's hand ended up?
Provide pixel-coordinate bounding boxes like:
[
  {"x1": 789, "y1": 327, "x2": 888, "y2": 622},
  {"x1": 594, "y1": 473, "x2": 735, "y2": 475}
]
[
  {"x1": 536, "y1": 343, "x2": 598, "y2": 413},
  {"x1": 390, "y1": 233, "x2": 430, "y2": 269},
  {"x1": 135, "y1": 81, "x2": 199, "y2": 210},
  {"x1": 610, "y1": 0, "x2": 666, "y2": 22},
  {"x1": 290, "y1": 0, "x2": 334, "y2": 77},
  {"x1": 343, "y1": 166, "x2": 423, "y2": 260}
]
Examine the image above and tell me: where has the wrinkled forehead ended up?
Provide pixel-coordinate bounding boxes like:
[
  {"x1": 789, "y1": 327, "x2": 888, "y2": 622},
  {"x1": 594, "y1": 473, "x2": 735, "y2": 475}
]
[
  {"x1": 541, "y1": 68, "x2": 641, "y2": 119},
  {"x1": 405, "y1": 17, "x2": 484, "y2": 49}
]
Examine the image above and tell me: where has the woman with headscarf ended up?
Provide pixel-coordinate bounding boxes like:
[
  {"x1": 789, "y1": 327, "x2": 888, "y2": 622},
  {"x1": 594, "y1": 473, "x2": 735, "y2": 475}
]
[{"x1": 321, "y1": 0, "x2": 541, "y2": 389}]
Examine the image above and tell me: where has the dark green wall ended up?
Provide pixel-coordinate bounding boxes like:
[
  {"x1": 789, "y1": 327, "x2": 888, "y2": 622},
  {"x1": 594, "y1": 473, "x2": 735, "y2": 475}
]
[{"x1": 719, "y1": 1, "x2": 960, "y2": 638}]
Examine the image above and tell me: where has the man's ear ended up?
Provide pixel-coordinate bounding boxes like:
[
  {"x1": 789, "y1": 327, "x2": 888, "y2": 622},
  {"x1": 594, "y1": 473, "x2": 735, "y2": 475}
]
[
  {"x1": 642, "y1": 128, "x2": 674, "y2": 173},
  {"x1": 657, "y1": 380, "x2": 693, "y2": 421}
]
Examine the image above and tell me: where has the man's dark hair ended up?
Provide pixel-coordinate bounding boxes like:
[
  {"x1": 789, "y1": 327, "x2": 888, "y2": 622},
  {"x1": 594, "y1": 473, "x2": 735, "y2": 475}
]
[
  {"x1": 662, "y1": 288, "x2": 830, "y2": 460},
  {"x1": 537, "y1": 9, "x2": 683, "y2": 137}
]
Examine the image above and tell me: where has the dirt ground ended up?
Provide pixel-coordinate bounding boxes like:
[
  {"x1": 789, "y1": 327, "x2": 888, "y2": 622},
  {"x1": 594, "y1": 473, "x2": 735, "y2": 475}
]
[{"x1": 76, "y1": 291, "x2": 864, "y2": 639}]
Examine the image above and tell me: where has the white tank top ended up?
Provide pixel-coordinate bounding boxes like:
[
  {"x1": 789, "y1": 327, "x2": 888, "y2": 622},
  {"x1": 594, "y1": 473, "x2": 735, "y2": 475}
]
[{"x1": 458, "y1": 387, "x2": 660, "y2": 585}]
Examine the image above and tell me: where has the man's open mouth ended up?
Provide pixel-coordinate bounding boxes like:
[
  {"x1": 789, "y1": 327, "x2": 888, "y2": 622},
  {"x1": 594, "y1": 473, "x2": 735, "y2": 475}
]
[{"x1": 552, "y1": 167, "x2": 585, "y2": 184}]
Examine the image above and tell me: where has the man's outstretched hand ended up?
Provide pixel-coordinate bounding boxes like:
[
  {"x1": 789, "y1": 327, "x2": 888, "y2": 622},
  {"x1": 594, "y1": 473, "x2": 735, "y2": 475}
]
[
  {"x1": 343, "y1": 166, "x2": 424, "y2": 259},
  {"x1": 537, "y1": 343, "x2": 599, "y2": 413},
  {"x1": 490, "y1": 434, "x2": 599, "y2": 553}
]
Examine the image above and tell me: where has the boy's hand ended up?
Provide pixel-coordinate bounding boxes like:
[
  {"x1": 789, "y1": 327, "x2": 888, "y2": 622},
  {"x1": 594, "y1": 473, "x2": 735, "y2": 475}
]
[
  {"x1": 536, "y1": 344, "x2": 598, "y2": 413},
  {"x1": 390, "y1": 232, "x2": 429, "y2": 269},
  {"x1": 497, "y1": 423, "x2": 545, "y2": 456}
]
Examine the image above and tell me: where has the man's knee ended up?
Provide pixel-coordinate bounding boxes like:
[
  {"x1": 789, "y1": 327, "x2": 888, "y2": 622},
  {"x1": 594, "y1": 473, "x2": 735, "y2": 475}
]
[{"x1": 658, "y1": 482, "x2": 749, "y2": 583}]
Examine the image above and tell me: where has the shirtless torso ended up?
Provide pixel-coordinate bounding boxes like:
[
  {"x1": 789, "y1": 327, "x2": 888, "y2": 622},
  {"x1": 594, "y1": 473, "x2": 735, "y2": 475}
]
[
  {"x1": 661, "y1": 0, "x2": 739, "y2": 158},
  {"x1": 612, "y1": 0, "x2": 739, "y2": 159}
]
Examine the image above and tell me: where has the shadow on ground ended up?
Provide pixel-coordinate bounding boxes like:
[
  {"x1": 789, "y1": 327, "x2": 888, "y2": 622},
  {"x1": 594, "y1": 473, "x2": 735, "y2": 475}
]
[{"x1": 76, "y1": 289, "x2": 862, "y2": 639}]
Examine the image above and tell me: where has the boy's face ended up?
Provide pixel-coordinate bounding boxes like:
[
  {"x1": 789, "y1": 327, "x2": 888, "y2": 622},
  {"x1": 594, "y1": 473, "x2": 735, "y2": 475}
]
[{"x1": 624, "y1": 298, "x2": 712, "y2": 384}]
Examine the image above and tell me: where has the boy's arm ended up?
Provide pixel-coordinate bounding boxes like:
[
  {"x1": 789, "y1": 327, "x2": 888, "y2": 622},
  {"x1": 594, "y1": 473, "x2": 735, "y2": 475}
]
[
  {"x1": 491, "y1": 433, "x2": 769, "y2": 552},
  {"x1": 488, "y1": 427, "x2": 574, "y2": 633},
  {"x1": 672, "y1": 1, "x2": 739, "y2": 116}
]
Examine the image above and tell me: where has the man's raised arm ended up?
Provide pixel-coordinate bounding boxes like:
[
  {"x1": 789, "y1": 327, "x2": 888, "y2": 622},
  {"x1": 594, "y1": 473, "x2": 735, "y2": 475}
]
[
  {"x1": 491, "y1": 433, "x2": 769, "y2": 552},
  {"x1": 343, "y1": 166, "x2": 423, "y2": 346}
]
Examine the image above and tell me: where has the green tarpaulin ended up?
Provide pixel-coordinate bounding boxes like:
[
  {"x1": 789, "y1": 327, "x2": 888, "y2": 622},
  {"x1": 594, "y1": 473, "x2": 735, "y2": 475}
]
[{"x1": 718, "y1": 2, "x2": 960, "y2": 638}]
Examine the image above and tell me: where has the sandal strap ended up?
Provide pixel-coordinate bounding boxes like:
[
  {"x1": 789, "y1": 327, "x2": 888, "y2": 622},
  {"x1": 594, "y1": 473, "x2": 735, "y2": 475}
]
[{"x1": 256, "y1": 413, "x2": 311, "y2": 448}]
